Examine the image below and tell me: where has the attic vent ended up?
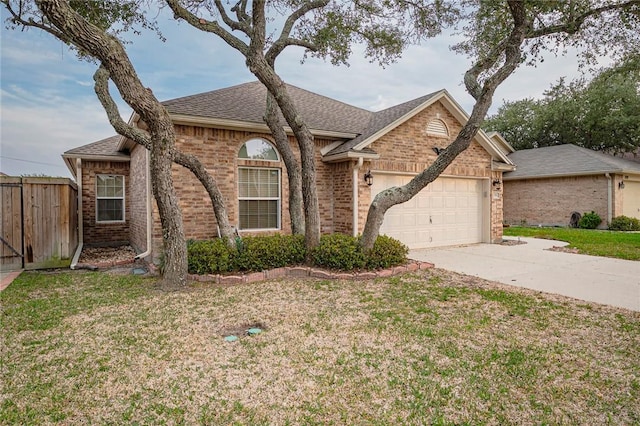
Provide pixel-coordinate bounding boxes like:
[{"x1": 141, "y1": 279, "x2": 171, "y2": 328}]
[{"x1": 427, "y1": 119, "x2": 449, "y2": 137}]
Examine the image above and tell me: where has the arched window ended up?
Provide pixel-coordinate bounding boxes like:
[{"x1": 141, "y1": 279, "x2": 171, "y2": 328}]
[
  {"x1": 237, "y1": 139, "x2": 281, "y2": 230},
  {"x1": 426, "y1": 118, "x2": 449, "y2": 137},
  {"x1": 238, "y1": 138, "x2": 279, "y2": 161}
]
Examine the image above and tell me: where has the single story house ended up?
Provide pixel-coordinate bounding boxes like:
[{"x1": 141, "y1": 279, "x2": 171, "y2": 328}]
[
  {"x1": 501, "y1": 144, "x2": 640, "y2": 227},
  {"x1": 62, "y1": 81, "x2": 515, "y2": 264}
]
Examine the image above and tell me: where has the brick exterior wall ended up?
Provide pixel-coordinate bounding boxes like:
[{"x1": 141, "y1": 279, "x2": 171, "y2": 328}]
[
  {"x1": 353, "y1": 100, "x2": 503, "y2": 243},
  {"x1": 128, "y1": 145, "x2": 148, "y2": 254},
  {"x1": 119, "y1": 99, "x2": 506, "y2": 260},
  {"x1": 503, "y1": 175, "x2": 610, "y2": 228},
  {"x1": 81, "y1": 160, "x2": 130, "y2": 245}
]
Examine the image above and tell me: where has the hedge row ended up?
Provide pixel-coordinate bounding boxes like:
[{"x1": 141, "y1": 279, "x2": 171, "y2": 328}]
[{"x1": 187, "y1": 233, "x2": 408, "y2": 275}]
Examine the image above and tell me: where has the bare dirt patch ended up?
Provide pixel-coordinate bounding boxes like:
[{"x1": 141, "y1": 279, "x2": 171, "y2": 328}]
[{"x1": 78, "y1": 245, "x2": 137, "y2": 265}]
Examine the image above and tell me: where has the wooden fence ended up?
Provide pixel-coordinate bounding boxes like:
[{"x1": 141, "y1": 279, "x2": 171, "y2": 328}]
[{"x1": 1, "y1": 177, "x2": 78, "y2": 271}]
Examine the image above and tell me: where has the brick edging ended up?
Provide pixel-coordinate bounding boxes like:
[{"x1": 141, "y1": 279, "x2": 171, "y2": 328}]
[{"x1": 187, "y1": 260, "x2": 434, "y2": 285}]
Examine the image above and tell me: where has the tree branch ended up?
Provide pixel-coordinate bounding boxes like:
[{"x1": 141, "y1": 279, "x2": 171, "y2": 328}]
[
  {"x1": 165, "y1": 0, "x2": 249, "y2": 55},
  {"x1": 215, "y1": 0, "x2": 250, "y2": 33},
  {"x1": 93, "y1": 65, "x2": 152, "y2": 150},
  {"x1": 529, "y1": 0, "x2": 640, "y2": 38},
  {"x1": 266, "y1": 0, "x2": 329, "y2": 61},
  {"x1": 2, "y1": 0, "x2": 68, "y2": 42}
]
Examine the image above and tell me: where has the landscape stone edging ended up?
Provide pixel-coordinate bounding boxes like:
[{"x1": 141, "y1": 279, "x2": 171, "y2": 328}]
[
  {"x1": 77, "y1": 258, "x2": 435, "y2": 285},
  {"x1": 187, "y1": 260, "x2": 434, "y2": 285}
]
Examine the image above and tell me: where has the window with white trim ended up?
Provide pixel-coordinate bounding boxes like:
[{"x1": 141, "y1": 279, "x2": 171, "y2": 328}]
[
  {"x1": 238, "y1": 139, "x2": 281, "y2": 230},
  {"x1": 96, "y1": 174, "x2": 125, "y2": 222}
]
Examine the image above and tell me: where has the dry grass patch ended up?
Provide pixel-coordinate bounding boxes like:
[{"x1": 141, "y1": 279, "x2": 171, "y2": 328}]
[{"x1": 1, "y1": 269, "x2": 639, "y2": 425}]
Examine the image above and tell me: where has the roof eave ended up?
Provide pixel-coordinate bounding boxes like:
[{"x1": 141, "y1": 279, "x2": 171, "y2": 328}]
[
  {"x1": 503, "y1": 169, "x2": 626, "y2": 181},
  {"x1": 62, "y1": 153, "x2": 131, "y2": 163},
  {"x1": 61, "y1": 155, "x2": 77, "y2": 179},
  {"x1": 351, "y1": 90, "x2": 446, "y2": 152},
  {"x1": 351, "y1": 90, "x2": 514, "y2": 166},
  {"x1": 492, "y1": 161, "x2": 516, "y2": 172},
  {"x1": 322, "y1": 150, "x2": 381, "y2": 163},
  {"x1": 170, "y1": 113, "x2": 358, "y2": 140}
]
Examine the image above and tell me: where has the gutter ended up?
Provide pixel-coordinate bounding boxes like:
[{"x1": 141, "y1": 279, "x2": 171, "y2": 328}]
[
  {"x1": 135, "y1": 149, "x2": 153, "y2": 260},
  {"x1": 352, "y1": 157, "x2": 364, "y2": 236},
  {"x1": 70, "y1": 158, "x2": 83, "y2": 269},
  {"x1": 605, "y1": 173, "x2": 613, "y2": 224}
]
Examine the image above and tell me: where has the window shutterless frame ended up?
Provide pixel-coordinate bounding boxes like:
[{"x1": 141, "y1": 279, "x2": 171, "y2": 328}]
[
  {"x1": 237, "y1": 167, "x2": 281, "y2": 231},
  {"x1": 95, "y1": 174, "x2": 125, "y2": 223}
]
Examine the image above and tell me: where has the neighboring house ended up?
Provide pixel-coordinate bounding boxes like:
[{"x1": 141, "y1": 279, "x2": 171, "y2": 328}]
[
  {"x1": 501, "y1": 144, "x2": 640, "y2": 227},
  {"x1": 62, "y1": 81, "x2": 514, "y2": 264}
]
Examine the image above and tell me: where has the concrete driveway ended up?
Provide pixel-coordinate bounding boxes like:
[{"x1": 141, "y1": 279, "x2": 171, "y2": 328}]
[{"x1": 410, "y1": 237, "x2": 640, "y2": 312}]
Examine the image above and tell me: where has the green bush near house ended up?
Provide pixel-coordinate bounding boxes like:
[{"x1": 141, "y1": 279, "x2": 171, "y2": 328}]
[
  {"x1": 187, "y1": 239, "x2": 234, "y2": 274},
  {"x1": 234, "y1": 234, "x2": 306, "y2": 271},
  {"x1": 609, "y1": 215, "x2": 640, "y2": 231},
  {"x1": 365, "y1": 234, "x2": 409, "y2": 270},
  {"x1": 578, "y1": 211, "x2": 602, "y2": 229},
  {"x1": 311, "y1": 233, "x2": 409, "y2": 271},
  {"x1": 187, "y1": 233, "x2": 408, "y2": 274},
  {"x1": 311, "y1": 233, "x2": 367, "y2": 271}
]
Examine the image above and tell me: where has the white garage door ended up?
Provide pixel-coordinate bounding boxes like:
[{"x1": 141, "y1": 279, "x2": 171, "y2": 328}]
[
  {"x1": 372, "y1": 175, "x2": 485, "y2": 249},
  {"x1": 622, "y1": 181, "x2": 640, "y2": 219}
]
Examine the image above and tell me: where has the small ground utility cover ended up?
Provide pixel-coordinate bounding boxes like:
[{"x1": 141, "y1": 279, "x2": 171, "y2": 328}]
[{"x1": 220, "y1": 322, "x2": 266, "y2": 341}]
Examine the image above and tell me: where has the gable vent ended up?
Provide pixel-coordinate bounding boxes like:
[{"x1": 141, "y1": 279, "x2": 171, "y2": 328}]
[{"x1": 426, "y1": 119, "x2": 449, "y2": 136}]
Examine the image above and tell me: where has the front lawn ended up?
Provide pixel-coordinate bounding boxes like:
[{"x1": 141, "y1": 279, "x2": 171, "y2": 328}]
[
  {"x1": 2, "y1": 271, "x2": 639, "y2": 424},
  {"x1": 504, "y1": 226, "x2": 640, "y2": 260}
]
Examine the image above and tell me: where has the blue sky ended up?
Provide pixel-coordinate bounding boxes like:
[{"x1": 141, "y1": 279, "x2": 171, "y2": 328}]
[{"x1": 0, "y1": 7, "x2": 599, "y2": 178}]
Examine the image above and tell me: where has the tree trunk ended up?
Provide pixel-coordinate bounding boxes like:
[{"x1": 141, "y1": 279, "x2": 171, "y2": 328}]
[
  {"x1": 34, "y1": 0, "x2": 193, "y2": 287},
  {"x1": 247, "y1": 54, "x2": 321, "y2": 250},
  {"x1": 149, "y1": 133, "x2": 187, "y2": 288},
  {"x1": 264, "y1": 92, "x2": 305, "y2": 235}
]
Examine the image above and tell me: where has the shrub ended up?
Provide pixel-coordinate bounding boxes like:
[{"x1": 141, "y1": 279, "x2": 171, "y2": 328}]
[
  {"x1": 234, "y1": 234, "x2": 306, "y2": 271},
  {"x1": 187, "y1": 239, "x2": 234, "y2": 274},
  {"x1": 365, "y1": 235, "x2": 408, "y2": 269},
  {"x1": 609, "y1": 215, "x2": 640, "y2": 231},
  {"x1": 311, "y1": 234, "x2": 366, "y2": 271},
  {"x1": 579, "y1": 211, "x2": 602, "y2": 229}
]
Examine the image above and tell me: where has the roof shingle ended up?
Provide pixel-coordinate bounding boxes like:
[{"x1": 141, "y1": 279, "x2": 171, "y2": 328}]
[
  {"x1": 63, "y1": 135, "x2": 128, "y2": 159},
  {"x1": 326, "y1": 91, "x2": 441, "y2": 156},
  {"x1": 163, "y1": 81, "x2": 373, "y2": 135},
  {"x1": 504, "y1": 144, "x2": 640, "y2": 180}
]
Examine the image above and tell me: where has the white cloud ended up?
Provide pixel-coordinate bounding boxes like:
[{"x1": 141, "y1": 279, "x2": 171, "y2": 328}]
[{"x1": 0, "y1": 93, "x2": 126, "y2": 177}]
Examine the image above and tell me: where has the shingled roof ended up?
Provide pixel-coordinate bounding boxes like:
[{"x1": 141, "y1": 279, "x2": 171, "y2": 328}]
[
  {"x1": 163, "y1": 81, "x2": 373, "y2": 135},
  {"x1": 63, "y1": 135, "x2": 127, "y2": 159},
  {"x1": 325, "y1": 91, "x2": 441, "y2": 157},
  {"x1": 63, "y1": 82, "x2": 512, "y2": 168},
  {"x1": 504, "y1": 144, "x2": 640, "y2": 180}
]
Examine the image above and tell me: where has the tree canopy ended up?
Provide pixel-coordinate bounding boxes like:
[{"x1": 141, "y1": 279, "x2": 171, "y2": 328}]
[{"x1": 484, "y1": 56, "x2": 640, "y2": 153}]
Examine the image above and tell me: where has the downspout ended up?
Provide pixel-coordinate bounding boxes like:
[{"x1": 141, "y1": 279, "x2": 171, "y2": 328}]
[
  {"x1": 352, "y1": 157, "x2": 364, "y2": 236},
  {"x1": 70, "y1": 158, "x2": 83, "y2": 269},
  {"x1": 605, "y1": 173, "x2": 612, "y2": 225},
  {"x1": 135, "y1": 149, "x2": 153, "y2": 260}
]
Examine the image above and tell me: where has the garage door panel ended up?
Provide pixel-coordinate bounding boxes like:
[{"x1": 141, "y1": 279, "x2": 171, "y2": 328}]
[
  {"x1": 622, "y1": 181, "x2": 640, "y2": 219},
  {"x1": 374, "y1": 175, "x2": 484, "y2": 249},
  {"x1": 417, "y1": 213, "x2": 431, "y2": 226}
]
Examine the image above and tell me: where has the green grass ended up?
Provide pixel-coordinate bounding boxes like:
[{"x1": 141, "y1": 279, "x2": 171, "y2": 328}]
[
  {"x1": 1, "y1": 270, "x2": 639, "y2": 425},
  {"x1": 504, "y1": 226, "x2": 640, "y2": 260}
]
